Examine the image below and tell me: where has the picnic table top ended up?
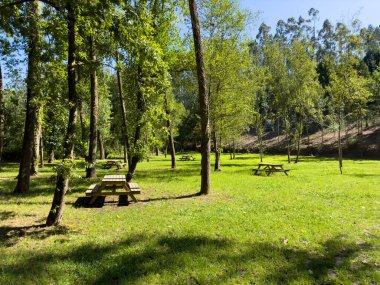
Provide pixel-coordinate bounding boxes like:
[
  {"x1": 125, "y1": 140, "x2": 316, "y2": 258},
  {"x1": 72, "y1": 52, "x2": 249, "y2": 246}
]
[
  {"x1": 258, "y1": 163, "x2": 283, "y2": 167},
  {"x1": 102, "y1": 174, "x2": 126, "y2": 181}
]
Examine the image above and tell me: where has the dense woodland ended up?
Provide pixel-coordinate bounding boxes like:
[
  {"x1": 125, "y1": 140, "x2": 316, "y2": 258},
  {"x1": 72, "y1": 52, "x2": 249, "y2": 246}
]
[{"x1": 0, "y1": 0, "x2": 379, "y2": 225}]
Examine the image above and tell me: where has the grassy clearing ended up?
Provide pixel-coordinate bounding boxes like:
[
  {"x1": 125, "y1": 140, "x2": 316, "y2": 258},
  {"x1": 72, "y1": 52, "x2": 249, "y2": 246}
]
[{"x1": 0, "y1": 154, "x2": 379, "y2": 284}]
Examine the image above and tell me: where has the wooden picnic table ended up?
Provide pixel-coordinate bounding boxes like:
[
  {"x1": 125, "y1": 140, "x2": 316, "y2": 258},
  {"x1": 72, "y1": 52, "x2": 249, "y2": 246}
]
[
  {"x1": 85, "y1": 175, "x2": 141, "y2": 204},
  {"x1": 179, "y1": 155, "x2": 195, "y2": 161},
  {"x1": 252, "y1": 163, "x2": 290, "y2": 176},
  {"x1": 103, "y1": 160, "x2": 126, "y2": 170}
]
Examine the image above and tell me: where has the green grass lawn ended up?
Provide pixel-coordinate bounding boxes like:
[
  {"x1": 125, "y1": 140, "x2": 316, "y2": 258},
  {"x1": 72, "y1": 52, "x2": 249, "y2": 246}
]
[{"x1": 0, "y1": 154, "x2": 379, "y2": 284}]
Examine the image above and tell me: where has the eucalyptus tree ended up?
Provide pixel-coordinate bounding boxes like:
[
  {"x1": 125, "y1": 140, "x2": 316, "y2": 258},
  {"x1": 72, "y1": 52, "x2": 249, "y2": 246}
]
[
  {"x1": 328, "y1": 22, "x2": 372, "y2": 174},
  {"x1": 189, "y1": 0, "x2": 210, "y2": 194},
  {"x1": 198, "y1": 0, "x2": 253, "y2": 171},
  {"x1": 287, "y1": 40, "x2": 321, "y2": 163}
]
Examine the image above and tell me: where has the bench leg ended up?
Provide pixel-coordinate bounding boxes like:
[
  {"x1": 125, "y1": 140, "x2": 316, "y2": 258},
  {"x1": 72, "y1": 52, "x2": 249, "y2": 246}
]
[
  {"x1": 128, "y1": 193, "x2": 138, "y2": 202},
  {"x1": 89, "y1": 196, "x2": 98, "y2": 204}
]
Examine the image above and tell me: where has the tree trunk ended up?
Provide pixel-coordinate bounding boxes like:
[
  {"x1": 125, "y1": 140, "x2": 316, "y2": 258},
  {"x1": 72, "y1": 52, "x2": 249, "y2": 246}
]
[
  {"x1": 286, "y1": 131, "x2": 291, "y2": 163},
  {"x1": 78, "y1": 98, "x2": 86, "y2": 143},
  {"x1": 14, "y1": 1, "x2": 41, "y2": 194},
  {"x1": 31, "y1": 111, "x2": 41, "y2": 176},
  {"x1": 277, "y1": 117, "x2": 280, "y2": 144},
  {"x1": 189, "y1": 0, "x2": 210, "y2": 195},
  {"x1": 0, "y1": 63, "x2": 4, "y2": 166},
  {"x1": 116, "y1": 52, "x2": 130, "y2": 168},
  {"x1": 46, "y1": 3, "x2": 77, "y2": 226},
  {"x1": 338, "y1": 111, "x2": 343, "y2": 174},
  {"x1": 295, "y1": 119, "x2": 302, "y2": 164},
  {"x1": 232, "y1": 139, "x2": 236, "y2": 160},
  {"x1": 213, "y1": 131, "x2": 221, "y2": 171},
  {"x1": 98, "y1": 132, "x2": 105, "y2": 159},
  {"x1": 123, "y1": 141, "x2": 127, "y2": 163},
  {"x1": 127, "y1": 65, "x2": 145, "y2": 182},
  {"x1": 164, "y1": 94, "x2": 176, "y2": 169},
  {"x1": 39, "y1": 124, "x2": 44, "y2": 168},
  {"x1": 48, "y1": 143, "x2": 54, "y2": 163},
  {"x1": 86, "y1": 36, "x2": 98, "y2": 179}
]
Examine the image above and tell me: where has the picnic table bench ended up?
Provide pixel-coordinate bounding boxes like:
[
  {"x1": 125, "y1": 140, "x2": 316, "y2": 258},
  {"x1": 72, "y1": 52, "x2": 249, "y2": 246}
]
[
  {"x1": 102, "y1": 160, "x2": 126, "y2": 170},
  {"x1": 252, "y1": 163, "x2": 290, "y2": 176},
  {"x1": 85, "y1": 175, "x2": 141, "y2": 204},
  {"x1": 179, "y1": 155, "x2": 195, "y2": 161}
]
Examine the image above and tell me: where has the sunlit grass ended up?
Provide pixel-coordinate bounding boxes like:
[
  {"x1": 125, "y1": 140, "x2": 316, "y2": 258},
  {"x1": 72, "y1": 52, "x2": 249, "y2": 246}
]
[{"x1": 0, "y1": 154, "x2": 379, "y2": 284}]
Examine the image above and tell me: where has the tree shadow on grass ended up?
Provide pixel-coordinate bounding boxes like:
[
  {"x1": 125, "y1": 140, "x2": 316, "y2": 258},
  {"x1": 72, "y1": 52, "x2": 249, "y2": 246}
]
[
  {"x1": 0, "y1": 224, "x2": 71, "y2": 247},
  {"x1": 1, "y1": 234, "x2": 377, "y2": 284},
  {"x1": 0, "y1": 210, "x2": 16, "y2": 221}
]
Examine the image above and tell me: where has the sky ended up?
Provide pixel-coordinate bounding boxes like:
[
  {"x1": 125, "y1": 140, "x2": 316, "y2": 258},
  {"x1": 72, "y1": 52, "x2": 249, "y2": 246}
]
[{"x1": 240, "y1": 0, "x2": 380, "y2": 36}]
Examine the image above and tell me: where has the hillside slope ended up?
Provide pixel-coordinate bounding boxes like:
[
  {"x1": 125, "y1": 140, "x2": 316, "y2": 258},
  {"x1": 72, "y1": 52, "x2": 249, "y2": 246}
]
[{"x1": 241, "y1": 122, "x2": 380, "y2": 159}]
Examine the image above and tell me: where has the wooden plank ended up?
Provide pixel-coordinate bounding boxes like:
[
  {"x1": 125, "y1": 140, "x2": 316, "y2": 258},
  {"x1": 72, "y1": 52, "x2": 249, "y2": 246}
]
[{"x1": 85, "y1": 184, "x2": 100, "y2": 196}]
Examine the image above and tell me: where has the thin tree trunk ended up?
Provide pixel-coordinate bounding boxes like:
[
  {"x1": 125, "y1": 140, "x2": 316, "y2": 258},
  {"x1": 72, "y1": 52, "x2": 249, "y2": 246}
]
[
  {"x1": 46, "y1": 3, "x2": 77, "y2": 226},
  {"x1": 277, "y1": 117, "x2": 280, "y2": 144},
  {"x1": 232, "y1": 139, "x2": 236, "y2": 160},
  {"x1": 338, "y1": 111, "x2": 343, "y2": 174},
  {"x1": 86, "y1": 36, "x2": 98, "y2": 179},
  {"x1": 98, "y1": 132, "x2": 105, "y2": 159},
  {"x1": 78, "y1": 99, "x2": 86, "y2": 143},
  {"x1": 31, "y1": 110, "x2": 41, "y2": 176},
  {"x1": 127, "y1": 65, "x2": 144, "y2": 182},
  {"x1": 116, "y1": 52, "x2": 130, "y2": 168},
  {"x1": 39, "y1": 129, "x2": 44, "y2": 168},
  {"x1": 295, "y1": 119, "x2": 302, "y2": 164},
  {"x1": 213, "y1": 131, "x2": 221, "y2": 171},
  {"x1": 48, "y1": 143, "x2": 54, "y2": 163},
  {"x1": 14, "y1": 1, "x2": 40, "y2": 194},
  {"x1": 123, "y1": 141, "x2": 127, "y2": 163},
  {"x1": 286, "y1": 130, "x2": 291, "y2": 163},
  {"x1": 164, "y1": 94, "x2": 176, "y2": 169},
  {"x1": 0, "y1": 63, "x2": 4, "y2": 166},
  {"x1": 189, "y1": 0, "x2": 210, "y2": 195}
]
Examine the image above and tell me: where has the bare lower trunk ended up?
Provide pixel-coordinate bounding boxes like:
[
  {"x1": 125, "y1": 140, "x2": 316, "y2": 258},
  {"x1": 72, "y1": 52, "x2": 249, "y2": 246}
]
[
  {"x1": 14, "y1": 1, "x2": 40, "y2": 194},
  {"x1": 0, "y1": 63, "x2": 4, "y2": 166},
  {"x1": 123, "y1": 141, "x2": 127, "y2": 163},
  {"x1": 31, "y1": 114, "x2": 41, "y2": 176},
  {"x1": 164, "y1": 94, "x2": 176, "y2": 169},
  {"x1": 86, "y1": 36, "x2": 98, "y2": 179},
  {"x1": 39, "y1": 126, "x2": 44, "y2": 168},
  {"x1": 48, "y1": 143, "x2": 54, "y2": 163},
  {"x1": 286, "y1": 131, "x2": 291, "y2": 163},
  {"x1": 338, "y1": 112, "x2": 343, "y2": 174},
  {"x1": 213, "y1": 132, "x2": 221, "y2": 171},
  {"x1": 232, "y1": 139, "x2": 236, "y2": 160},
  {"x1": 46, "y1": 3, "x2": 77, "y2": 226},
  {"x1": 189, "y1": 0, "x2": 210, "y2": 195},
  {"x1": 295, "y1": 120, "x2": 302, "y2": 164},
  {"x1": 277, "y1": 117, "x2": 280, "y2": 144},
  {"x1": 98, "y1": 132, "x2": 105, "y2": 159}
]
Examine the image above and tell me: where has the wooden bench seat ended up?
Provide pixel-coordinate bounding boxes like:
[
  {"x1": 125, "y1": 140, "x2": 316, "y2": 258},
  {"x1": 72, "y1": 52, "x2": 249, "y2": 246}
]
[
  {"x1": 128, "y1": 182, "x2": 141, "y2": 194},
  {"x1": 85, "y1": 184, "x2": 100, "y2": 195}
]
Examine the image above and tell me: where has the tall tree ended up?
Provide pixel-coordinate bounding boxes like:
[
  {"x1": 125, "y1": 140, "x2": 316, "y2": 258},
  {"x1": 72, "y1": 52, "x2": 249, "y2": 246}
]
[
  {"x1": 14, "y1": 0, "x2": 41, "y2": 194},
  {"x1": 189, "y1": 0, "x2": 210, "y2": 194},
  {"x1": 0, "y1": 62, "x2": 3, "y2": 165},
  {"x1": 46, "y1": 1, "x2": 78, "y2": 225},
  {"x1": 86, "y1": 35, "x2": 98, "y2": 178}
]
